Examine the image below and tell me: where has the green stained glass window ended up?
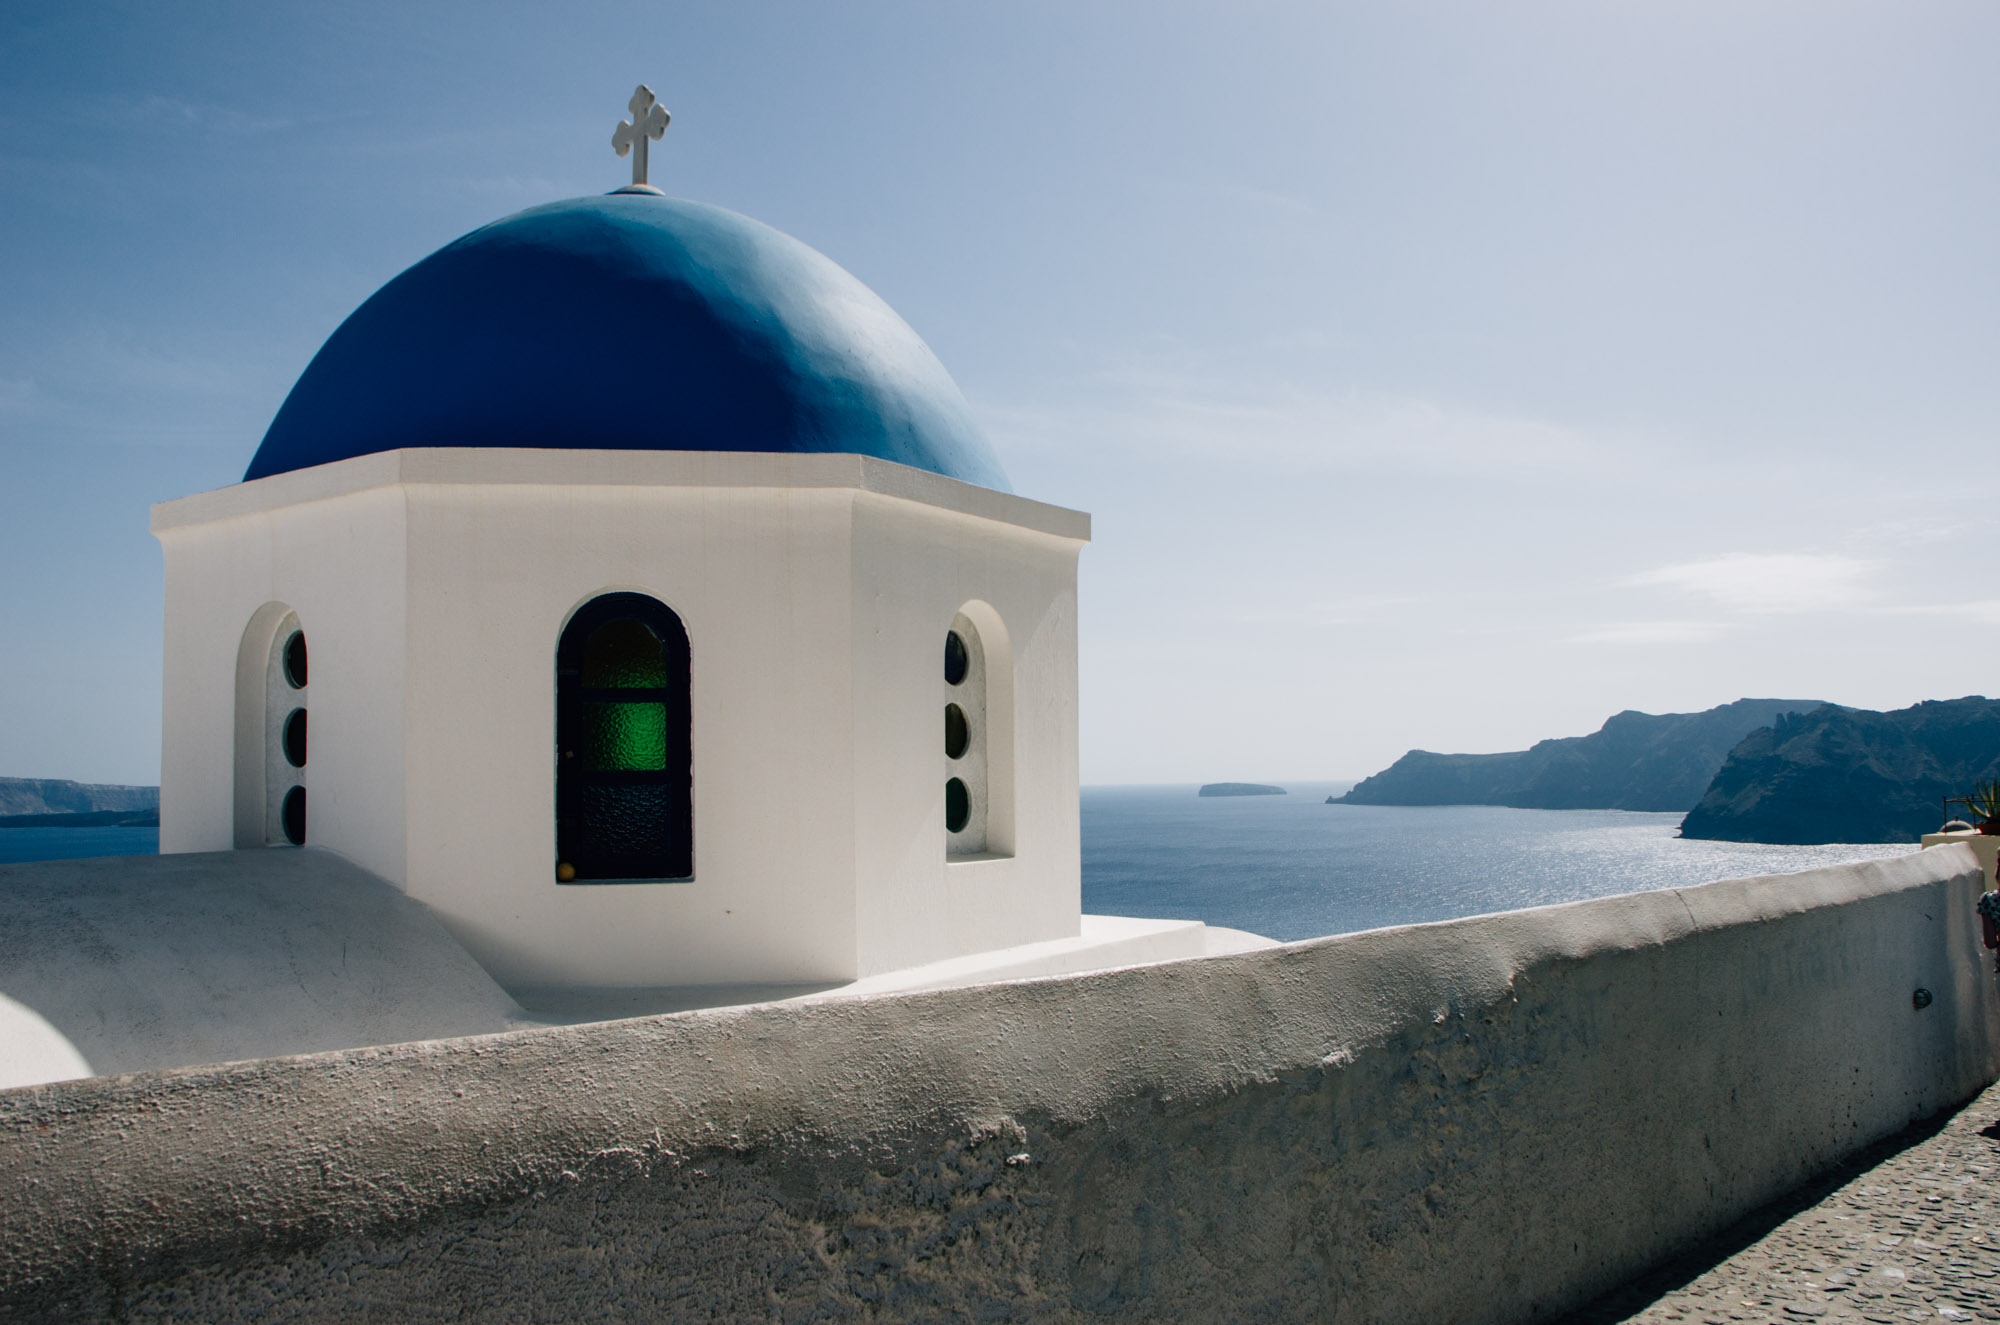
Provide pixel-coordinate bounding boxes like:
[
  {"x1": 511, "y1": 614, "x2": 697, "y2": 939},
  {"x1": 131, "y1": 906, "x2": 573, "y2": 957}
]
[
  {"x1": 555, "y1": 593, "x2": 692, "y2": 882},
  {"x1": 582, "y1": 619, "x2": 668, "y2": 689},
  {"x1": 580, "y1": 701, "x2": 668, "y2": 771}
]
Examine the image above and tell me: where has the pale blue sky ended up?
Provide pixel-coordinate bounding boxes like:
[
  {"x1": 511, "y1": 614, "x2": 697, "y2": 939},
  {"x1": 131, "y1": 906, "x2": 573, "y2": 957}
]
[{"x1": 3, "y1": 2, "x2": 1996, "y2": 786}]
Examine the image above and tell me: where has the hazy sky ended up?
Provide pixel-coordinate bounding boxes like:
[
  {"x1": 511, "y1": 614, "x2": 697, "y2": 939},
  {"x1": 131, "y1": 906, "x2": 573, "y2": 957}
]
[{"x1": 2, "y1": 2, "x2": 1996, "y2": 787}]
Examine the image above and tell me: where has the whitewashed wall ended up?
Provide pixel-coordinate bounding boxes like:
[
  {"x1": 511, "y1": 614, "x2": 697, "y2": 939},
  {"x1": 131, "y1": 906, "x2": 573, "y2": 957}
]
[
  {"x1": 3, "y1": 848, "x2": 1992, "y2": 1320},
  {"x1": 849, "y1": 491, "x2": 1083, "y2": 976},
  {"x1": 157, "y1": 482, "x2": 410, "y2": 885},
  {"x1": 153, "y1": 449, "x2": 1089, "y2": 991}
]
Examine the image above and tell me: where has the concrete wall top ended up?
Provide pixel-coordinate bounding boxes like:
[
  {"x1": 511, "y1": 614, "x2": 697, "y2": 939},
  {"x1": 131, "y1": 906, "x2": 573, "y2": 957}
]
[
  {"x1": 150, "y1": 447, "x2": 1092, "y2": 544},
  {"x1": 1, "y1": 847, "x2": 1990, "y2": 1320}
]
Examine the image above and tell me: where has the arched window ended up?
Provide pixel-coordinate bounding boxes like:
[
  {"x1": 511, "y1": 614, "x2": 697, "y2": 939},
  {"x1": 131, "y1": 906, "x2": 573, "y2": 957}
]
[
  {"x1": 944, "y1": 612, "x2": 989, "y2": 856},
  {"x1": 234, "y1": 603, "x2": 307, "y2": 848},
  {"x1": 942, "y1": 603, "x2": 1015, "y2": 860},
  {"x1": 555, "y1": 593, "x2": 692, "y2": 882}
]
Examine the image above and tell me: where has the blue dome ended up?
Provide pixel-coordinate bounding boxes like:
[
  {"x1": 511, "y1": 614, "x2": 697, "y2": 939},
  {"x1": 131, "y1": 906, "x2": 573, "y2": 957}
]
[{"x1": 244, "y1": 193, "x2": 1009, "y2": 490}]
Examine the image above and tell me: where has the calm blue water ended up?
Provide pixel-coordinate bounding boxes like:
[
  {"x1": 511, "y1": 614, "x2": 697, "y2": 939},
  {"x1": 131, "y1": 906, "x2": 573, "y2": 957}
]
[
  {"x1": 1080, "y1": 783, "x2": 1915, "y2": 942},
  {"x1": 0, "y1": 792, "x2": 1915, "y2": 944},
  {"x1": 0, "y1": 827, "x2": 158, "y2": 864}
]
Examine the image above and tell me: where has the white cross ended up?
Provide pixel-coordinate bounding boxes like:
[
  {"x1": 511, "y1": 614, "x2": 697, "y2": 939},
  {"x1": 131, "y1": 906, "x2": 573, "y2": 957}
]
[{"x1": 612, "y1": 85, "x2": 671, "y2": 189}]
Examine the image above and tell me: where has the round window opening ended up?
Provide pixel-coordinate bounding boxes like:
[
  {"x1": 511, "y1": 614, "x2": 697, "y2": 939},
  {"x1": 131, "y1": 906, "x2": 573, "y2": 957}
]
[
  {"x1": 945, "y1": 704, "x2": 969, "y2": 759},
  {"x1": 945, "y1": 777, "x2": 970, "y2": 833},
  {"x1": 282, "y1": 708, "x2": 308, "y2": 768},
  {"x1": 280, "y1": 786, "x2": 307, "y2": 846},
  {"x1": 283, "y1": 631, "x2": 309, "y2": 689},
  {"x1": 944, "y1": 631, "x2": 968, "y2": 686}
]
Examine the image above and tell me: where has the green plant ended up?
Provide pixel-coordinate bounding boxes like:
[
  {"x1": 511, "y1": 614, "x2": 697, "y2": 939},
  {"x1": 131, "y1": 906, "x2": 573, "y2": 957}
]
[{"x1": 1950, "y1": 779, "x2": 2000, "y2": 823}]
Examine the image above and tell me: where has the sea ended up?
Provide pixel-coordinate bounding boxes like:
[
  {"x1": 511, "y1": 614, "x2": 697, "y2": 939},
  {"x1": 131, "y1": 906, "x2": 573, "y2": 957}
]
[
  {"x1": 0, "y1": 826, "x2": 159, "y2": 865},
  {"x1": 1081, "y1": 782, "x2": 1915, "y2": 942},
  {"x1": 0, "y1": 787, "x2": 1919, "y2": 944}
]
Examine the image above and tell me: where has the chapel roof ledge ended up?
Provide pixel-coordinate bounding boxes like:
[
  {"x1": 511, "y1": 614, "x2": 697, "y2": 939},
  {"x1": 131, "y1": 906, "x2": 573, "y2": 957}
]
[{"x1": 150, "y1": 446, "x2": 1091, "y2": 543}]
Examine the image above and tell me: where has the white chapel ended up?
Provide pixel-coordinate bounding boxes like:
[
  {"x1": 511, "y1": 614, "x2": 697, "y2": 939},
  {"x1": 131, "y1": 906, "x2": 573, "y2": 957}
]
[{"x1": 134, "y1": 87, "x2": 1264, "y2": 1016}]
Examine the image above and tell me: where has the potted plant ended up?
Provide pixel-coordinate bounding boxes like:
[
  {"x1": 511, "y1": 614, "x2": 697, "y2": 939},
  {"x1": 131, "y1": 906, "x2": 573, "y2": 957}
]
[{"x1": 1949, "y1": 780, "x2": 2000, "y2": 835}]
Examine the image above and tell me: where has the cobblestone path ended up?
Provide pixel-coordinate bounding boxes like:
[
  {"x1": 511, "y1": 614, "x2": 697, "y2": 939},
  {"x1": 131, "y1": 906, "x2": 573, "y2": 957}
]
[{"x1": 1565, "y1": 1081, "x2": 2000, "y2": 1325}]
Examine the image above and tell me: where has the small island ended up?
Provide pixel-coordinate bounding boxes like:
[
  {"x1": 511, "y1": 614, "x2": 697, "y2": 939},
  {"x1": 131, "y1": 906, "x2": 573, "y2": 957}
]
[{"x1": 1198, "y1": 783, "x2": 1286, "y2": 798}]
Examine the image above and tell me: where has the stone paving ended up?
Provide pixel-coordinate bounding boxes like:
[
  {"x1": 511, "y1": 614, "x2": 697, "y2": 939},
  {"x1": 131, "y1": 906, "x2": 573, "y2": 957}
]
[{"x1": 1569, "y1": 1081, "x2": 2000, "y2": 1325}]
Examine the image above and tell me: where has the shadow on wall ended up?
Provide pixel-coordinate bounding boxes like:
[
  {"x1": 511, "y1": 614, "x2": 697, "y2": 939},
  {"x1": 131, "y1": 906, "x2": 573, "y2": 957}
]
[{"x1": 0, "y1": 850, "x2": 521, "y2": 1084}]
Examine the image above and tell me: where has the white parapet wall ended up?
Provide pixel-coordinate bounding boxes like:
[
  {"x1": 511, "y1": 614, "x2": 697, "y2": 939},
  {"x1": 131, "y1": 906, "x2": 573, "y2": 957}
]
[
  {"x1": 1923, "y1": 828, "x2": 1998, "y2": 884},
  {"x1": 0, "y1": 846, "x2": 1995, "y2": 1320}
]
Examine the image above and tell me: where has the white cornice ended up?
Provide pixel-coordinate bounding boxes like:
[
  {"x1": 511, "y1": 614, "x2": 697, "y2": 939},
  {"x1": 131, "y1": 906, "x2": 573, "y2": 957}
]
[{"x1": 151, "y1": 448, "x2": 1091, "y2": 542}]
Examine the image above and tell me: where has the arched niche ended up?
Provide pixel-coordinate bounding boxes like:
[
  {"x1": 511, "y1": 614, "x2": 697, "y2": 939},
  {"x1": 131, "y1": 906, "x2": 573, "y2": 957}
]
[
  {"x1": 233, "y1": 602, "x2": 308, "y2": 848},
  {"x1": 944, "y1": 600, "x2": 1014, "y2": 859}
]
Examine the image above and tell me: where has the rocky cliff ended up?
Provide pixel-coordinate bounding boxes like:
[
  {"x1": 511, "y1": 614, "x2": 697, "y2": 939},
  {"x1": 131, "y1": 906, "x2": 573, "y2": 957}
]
[
  {"x1": 1679, "y1": 697, "x2": 2000, "y2": 844},
  {"x1": 1339, "y1": 698, "x2": 1823, "y2": 812},
  {"x1": 0, "y1": 778, "x2": 158, "y2": 817}
]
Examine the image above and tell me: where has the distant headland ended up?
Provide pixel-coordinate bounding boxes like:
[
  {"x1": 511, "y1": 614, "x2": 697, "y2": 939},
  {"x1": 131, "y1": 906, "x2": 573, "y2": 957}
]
[
  {"x1": 1680, "y1": 696, "x2": 2000, "y2": 844},
  {"x1": 0, "y1": 777, "x2": 157, "y2": 818},
  {"x1": 1335, "y1": 695, "x2": 2000, "y2": 843},
  {"x1": 1336, "y1": 699, "x2": 1821, "y2": 812},
  {"x1": 1199, "y1": 783, "x2": 1286, "y2": 798}
]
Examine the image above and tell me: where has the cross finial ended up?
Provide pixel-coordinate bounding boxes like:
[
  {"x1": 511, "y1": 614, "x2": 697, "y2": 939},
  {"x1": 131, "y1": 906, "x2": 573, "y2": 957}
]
[{"x1": 612, "y1": 85, "x2": 671, "y2": 192}]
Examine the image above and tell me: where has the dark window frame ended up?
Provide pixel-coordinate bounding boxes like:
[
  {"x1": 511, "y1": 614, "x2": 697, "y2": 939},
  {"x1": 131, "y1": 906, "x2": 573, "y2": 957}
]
[{"x1": 555, "y1": 592, "x2": 693, "y2": 883}]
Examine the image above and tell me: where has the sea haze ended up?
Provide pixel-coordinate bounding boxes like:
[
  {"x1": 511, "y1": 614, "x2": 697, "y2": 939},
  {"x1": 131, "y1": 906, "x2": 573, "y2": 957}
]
[{"x1": 1081, "y1": 783, "x2": 1914, "y2": 943}]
